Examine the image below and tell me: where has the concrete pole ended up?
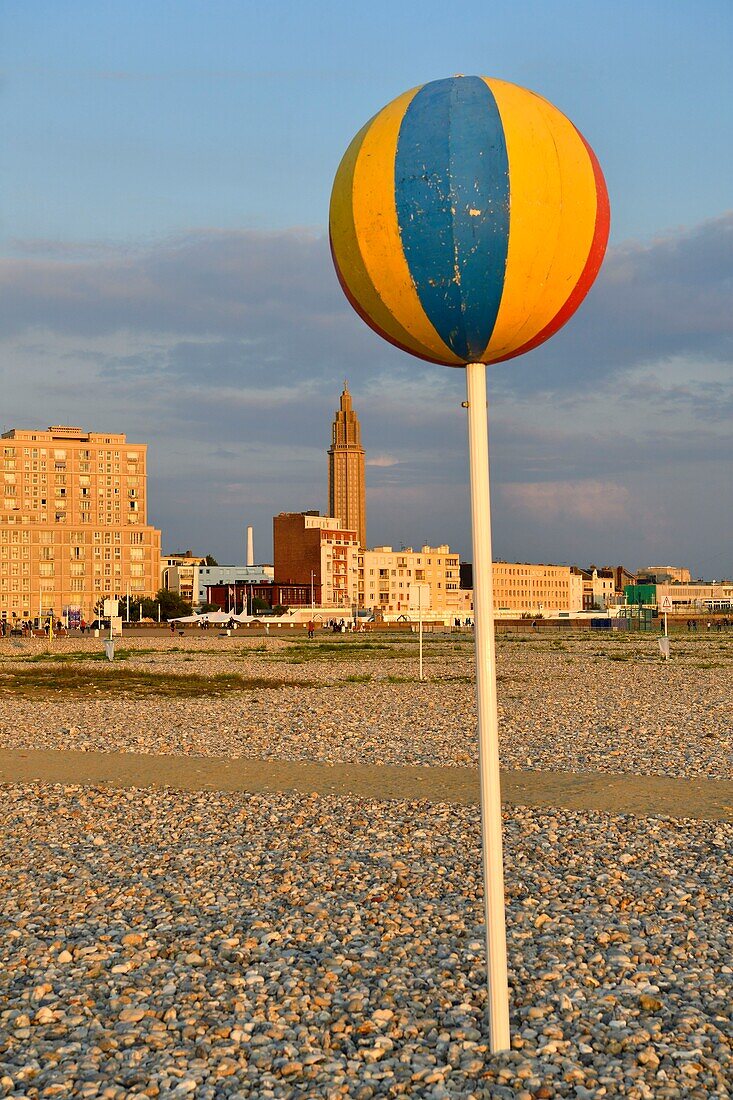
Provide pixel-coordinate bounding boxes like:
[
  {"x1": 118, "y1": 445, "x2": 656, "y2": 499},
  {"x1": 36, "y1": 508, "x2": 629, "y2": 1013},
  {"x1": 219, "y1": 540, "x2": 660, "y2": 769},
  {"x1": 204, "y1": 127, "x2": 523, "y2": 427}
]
[
  {"x1": 247, "y1": 526, "x2": 254, "y2": 568},
  {"x1": 465, "y1": 361, "x2": 510, "y2": 1054},
  {"x1": 418, "y1": 584, "x2": 424, "y2": 682}
]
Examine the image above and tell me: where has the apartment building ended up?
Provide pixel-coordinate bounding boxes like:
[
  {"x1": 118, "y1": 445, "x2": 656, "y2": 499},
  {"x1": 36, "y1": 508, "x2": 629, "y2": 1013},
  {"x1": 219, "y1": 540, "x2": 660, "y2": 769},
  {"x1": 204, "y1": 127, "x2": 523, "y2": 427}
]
[
  {"x1": 358, "y1": 544, "x2": 466, "y2": 615},
  {"x1": 493, "y1": 561, "x2": 580, "y2": 616},
  {"x1": 0, "y1": 426, "x2": 161, "y2": 623},
  {"x1": 160, "y1": 551, "x2": 207, "y2": 608},
  {"x1": 274, "y1": 511, "x2": 360, "y2": 609},
  {"x1": 571, "y1": 566, "x2": 616, "y2": 610}
]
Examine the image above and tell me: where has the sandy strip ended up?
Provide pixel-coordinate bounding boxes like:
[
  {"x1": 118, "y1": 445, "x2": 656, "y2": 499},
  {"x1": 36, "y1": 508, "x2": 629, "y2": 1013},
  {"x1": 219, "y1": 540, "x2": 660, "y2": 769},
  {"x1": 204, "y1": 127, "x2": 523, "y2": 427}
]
[{"x1": 1, "y1": 747, "x2": 732, "y2": 821}]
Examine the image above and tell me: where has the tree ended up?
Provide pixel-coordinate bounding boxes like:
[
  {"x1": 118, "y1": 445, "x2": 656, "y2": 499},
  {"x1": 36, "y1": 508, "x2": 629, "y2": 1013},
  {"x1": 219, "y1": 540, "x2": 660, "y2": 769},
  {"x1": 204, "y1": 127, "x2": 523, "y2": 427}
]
[
  {"x1": 155, "y1": 588, "x2": 192, "y2": 620},
  {"x1": 125, "y1": 595, "x2": 163, "y2": 621},
  {"x1": 251, "y1": 597, "x2": 270, "y2": 613},
  {"x1": 124, "y1": 589, "x2": 192, "y2": 622},
  {"x1": 199, "y1": 602, "x2": 218, "y2": 613},
  {"x1": 204, "y1": 554, "x2": 218, "y2": 566}
]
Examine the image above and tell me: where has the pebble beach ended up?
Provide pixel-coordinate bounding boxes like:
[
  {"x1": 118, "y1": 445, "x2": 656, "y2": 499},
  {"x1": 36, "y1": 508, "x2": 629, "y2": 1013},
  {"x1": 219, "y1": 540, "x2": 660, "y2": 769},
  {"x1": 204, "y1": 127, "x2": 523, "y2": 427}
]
[
  {"x1": 0, "y1": 632, "x2": 731, "y2": 779},
  {"x1": 1, "y1": 630, "x2": 732, "y2": 1098}
]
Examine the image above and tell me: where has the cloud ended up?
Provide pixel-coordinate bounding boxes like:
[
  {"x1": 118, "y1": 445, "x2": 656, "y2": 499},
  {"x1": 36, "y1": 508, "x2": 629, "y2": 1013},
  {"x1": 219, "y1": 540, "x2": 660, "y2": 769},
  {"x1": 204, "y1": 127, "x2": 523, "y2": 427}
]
[
  {"x1": 0, "y1": 229, "x2": 378, "y2": 368},
  {"x1": 2, "y1": 214, "x2": 732, "y2": 573},
  {"x1": 2, "y1": 213, "x2": 733, "y2": 405},
  {"x1": 492, "y1": 211, "x2": 733, "y2": 393},
  {"x1": 502, "y1": 480, "x2": 631, "y2": 526}
]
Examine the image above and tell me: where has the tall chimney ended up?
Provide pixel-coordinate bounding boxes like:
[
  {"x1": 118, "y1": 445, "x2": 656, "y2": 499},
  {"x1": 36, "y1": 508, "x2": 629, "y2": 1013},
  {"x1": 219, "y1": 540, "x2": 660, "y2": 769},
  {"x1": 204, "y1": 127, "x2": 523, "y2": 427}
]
[{"x1": 246, "y1": 525, "x2": 254, "y2": 567}]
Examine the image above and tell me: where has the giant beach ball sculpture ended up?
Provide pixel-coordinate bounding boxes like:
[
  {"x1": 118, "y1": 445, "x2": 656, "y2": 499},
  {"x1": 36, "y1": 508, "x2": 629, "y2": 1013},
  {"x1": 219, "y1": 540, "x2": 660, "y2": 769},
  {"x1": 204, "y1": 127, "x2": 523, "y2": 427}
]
[
  {"x1": 329, "y1": 76, "x2": 609, "y2": 1055},
  {"x1": 330, "y1": 75, "x2": 609, "y2": 367}
]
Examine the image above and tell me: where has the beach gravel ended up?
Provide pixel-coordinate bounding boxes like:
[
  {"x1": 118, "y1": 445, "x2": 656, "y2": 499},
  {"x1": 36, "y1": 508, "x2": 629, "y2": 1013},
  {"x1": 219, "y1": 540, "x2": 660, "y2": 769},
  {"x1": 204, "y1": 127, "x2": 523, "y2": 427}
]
[
  {"x1": 0, "y1": 633, "x2": 731, "y2": 779},
  {"x1": 1, "y1": 783, "x2": 731, "y2": 1098}
]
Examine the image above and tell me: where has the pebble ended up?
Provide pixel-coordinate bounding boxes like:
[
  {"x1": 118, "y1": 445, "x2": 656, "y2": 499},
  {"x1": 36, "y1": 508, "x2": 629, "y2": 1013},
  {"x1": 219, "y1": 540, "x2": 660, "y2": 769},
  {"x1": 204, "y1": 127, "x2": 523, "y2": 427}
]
[
  {"x1": 1, "y1": 783, "x2": 731, "y2": 1098},
  {"x1": 0, "y1": 633, "x2": 731, "y2": 778},
  {"x1": 1, "y1": 633, "x2": 731, "y2": 1097}
]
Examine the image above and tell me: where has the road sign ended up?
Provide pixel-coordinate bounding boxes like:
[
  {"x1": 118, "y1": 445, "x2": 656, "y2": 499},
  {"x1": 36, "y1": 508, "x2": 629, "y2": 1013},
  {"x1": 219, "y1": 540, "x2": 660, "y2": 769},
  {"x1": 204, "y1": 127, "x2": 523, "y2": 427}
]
[{"x1": 661, "y1": 596, "x2": 671, "y2": 610}]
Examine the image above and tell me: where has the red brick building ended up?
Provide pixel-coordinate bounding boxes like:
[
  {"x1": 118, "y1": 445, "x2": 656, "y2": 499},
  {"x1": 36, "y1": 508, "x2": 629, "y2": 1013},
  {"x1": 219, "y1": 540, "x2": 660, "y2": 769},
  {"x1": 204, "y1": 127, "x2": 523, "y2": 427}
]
[
  {"x1": 206, "y1": 581, "x2": 318, "y2": 612},
  {"x1": 273, "y1": 511, "x2": 359, "y2": 609}
]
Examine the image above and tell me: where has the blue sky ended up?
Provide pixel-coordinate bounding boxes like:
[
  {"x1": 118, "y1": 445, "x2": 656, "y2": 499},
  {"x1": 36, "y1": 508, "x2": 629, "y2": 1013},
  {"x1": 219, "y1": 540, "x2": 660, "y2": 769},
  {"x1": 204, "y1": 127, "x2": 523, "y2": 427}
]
[{"x1": 2, "y1": 2, "x2": 733, "y2": 574}]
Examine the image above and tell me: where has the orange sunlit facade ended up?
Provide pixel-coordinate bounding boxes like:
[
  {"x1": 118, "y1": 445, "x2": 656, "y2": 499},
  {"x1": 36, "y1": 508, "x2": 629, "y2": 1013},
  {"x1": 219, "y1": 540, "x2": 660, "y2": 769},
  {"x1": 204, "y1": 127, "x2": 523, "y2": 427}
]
[{"x1": 1, "y1": 426, "x2": 161, "y2": 623}]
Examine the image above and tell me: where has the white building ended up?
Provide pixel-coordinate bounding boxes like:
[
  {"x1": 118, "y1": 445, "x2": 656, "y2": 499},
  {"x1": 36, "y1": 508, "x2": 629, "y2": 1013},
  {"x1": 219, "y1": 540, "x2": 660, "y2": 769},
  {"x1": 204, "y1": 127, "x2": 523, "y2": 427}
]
[{"x1": 198, "y1": 564, "x2": 273, "y2": 607}]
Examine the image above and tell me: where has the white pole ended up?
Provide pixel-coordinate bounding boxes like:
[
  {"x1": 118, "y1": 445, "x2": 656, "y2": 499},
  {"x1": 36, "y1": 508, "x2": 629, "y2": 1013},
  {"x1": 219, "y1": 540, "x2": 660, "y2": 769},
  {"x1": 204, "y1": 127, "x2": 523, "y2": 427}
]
[
  {"x1": 419, "y1": 585, "x2": 424, "y2": 681},
  {"x1": 465, "y1": 361, "x2": 510, "y2": 1054},
  {"x1": 126, "y1": 583, "x2": 130, "y2": 623}
]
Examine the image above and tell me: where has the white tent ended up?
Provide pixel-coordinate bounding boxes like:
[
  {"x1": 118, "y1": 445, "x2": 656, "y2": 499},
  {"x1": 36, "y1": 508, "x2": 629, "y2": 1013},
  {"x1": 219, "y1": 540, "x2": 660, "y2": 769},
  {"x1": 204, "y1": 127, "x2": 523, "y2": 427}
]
[
  {"x1": 202, "y1": 610, "x2": 240, "y2": 623},
  {"x1": 170, "y1": 611, "x2": 234, "y2": 624},
  {"x1": 170, "y1": 610, "x2": 261, "y2": 626}
]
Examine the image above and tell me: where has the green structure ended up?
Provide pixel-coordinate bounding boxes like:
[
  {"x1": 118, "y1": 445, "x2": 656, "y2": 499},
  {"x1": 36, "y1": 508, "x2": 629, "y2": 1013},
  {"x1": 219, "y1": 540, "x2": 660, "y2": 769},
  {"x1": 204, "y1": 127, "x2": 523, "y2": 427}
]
[
  {"x1": 623, "y1": 584, "x2": 657, "y2": 630},
  {"x1": 624, "y1": 584, "x2": 657, "y2": 607}
]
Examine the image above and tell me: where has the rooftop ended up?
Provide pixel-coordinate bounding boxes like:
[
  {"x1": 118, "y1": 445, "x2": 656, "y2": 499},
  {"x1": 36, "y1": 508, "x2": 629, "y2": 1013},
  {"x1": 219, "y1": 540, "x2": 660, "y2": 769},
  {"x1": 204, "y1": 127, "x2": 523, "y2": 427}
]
[{"x1": 2, "y1": 426, "x2": 132, "y2": 444}]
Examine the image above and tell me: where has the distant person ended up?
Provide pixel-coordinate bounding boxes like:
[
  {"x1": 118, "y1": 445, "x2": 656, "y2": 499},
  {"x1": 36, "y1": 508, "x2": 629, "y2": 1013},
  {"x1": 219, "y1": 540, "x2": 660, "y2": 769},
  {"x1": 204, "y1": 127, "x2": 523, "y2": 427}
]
[
  {"x1": 307, "y1": 619, "x2": 315, "y2": 639},
  {"x1": 169, "y1": 621, "x2": 175, "y2": 635}
]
